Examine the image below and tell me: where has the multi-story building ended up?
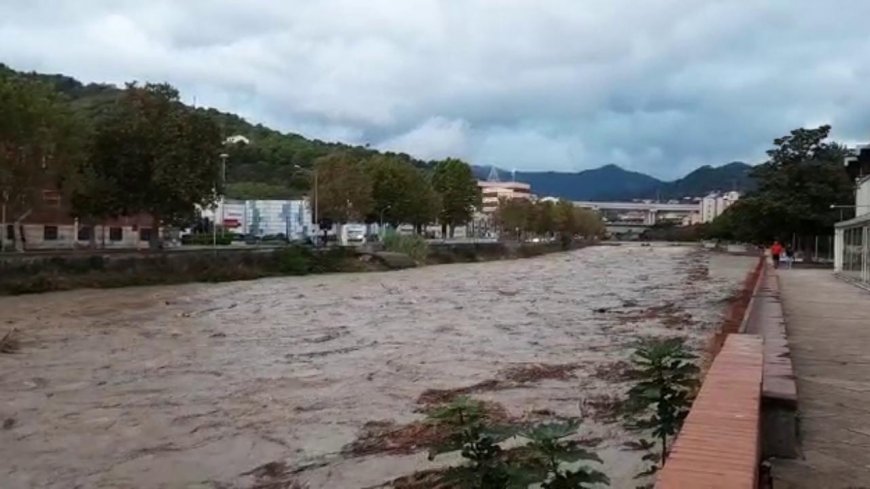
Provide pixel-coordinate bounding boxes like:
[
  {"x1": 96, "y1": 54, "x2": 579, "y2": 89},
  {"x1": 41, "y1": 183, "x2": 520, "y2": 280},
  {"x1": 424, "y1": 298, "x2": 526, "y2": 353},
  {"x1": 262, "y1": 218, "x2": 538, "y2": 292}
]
[
  {"x1": 700, "y1": 191, "x2": 740, "y2": 223},
  {"x1": 835, "y1": 145, "x2": 870, "y2": 285},
  {"x1": 0, "y1": 188, "x2": 154, "y2": 251},
  {"x1": 477, "y1": 181, "x2": 532, "y2": 214},
  {"x1": 202, "y1": 198, "x2": 313, "y2": 239}
]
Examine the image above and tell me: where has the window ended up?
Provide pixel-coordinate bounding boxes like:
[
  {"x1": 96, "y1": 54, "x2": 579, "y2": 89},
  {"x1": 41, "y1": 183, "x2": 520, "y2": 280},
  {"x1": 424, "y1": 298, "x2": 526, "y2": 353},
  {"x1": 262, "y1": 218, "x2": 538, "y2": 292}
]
[
  {"x1": 139, "y1": 228, "x2": 152, "y2": 242},
  {"x1": 5, "y1": 225, "x2": 12, "y2": 240},
  {"x1": 77, "y1": 226, "x2": 92, "y2": 241},
  {"x1": 109, "y1": 227, "x2": 123, "y2": 241},
  {"x1": 43, "y1": 226, "x2": 59, "y2": 241},
  {"x1": 42, "y1": 189, "x2": 61, "y2": 207}
]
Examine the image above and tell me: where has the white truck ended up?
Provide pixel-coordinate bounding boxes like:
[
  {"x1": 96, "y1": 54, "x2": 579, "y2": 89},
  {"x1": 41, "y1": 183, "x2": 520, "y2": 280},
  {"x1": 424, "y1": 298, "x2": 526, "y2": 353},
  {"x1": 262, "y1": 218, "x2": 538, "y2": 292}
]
[{"x1": 339, "y1": 223, "x2": 367, "y2": 246}]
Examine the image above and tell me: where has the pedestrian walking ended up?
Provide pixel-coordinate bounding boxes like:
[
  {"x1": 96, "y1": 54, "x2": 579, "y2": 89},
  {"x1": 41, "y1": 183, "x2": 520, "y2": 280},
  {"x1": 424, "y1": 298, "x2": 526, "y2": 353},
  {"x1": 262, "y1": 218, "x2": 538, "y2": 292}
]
[
  {"x1": 785, "y1": 245, "x2": 795, "y2": 269},
  {"x1": 771, "y1": 240, "x2": 783, "y2": 269}
]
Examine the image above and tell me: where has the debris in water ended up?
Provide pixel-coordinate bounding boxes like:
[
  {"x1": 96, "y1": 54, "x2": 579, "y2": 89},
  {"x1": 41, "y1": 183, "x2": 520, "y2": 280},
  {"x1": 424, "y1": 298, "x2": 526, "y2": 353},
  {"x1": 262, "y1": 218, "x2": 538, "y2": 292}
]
[
  {"x1": 237, "y1": 460, "x2": 307, "y2": 489},
  {"x1": 346, "y1": 401, "x2": 512, "y2": 456},
  {"x1": 416, "y1": 363, "x2": 579, "y2": 405},
  {"x1": 0, "y1": 328, "x2": 20, "y2": 354}
]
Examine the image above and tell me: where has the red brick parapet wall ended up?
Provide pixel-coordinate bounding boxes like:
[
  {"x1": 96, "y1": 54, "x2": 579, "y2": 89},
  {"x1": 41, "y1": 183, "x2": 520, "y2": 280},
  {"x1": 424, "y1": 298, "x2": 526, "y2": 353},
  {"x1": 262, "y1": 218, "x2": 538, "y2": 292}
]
[{"x1": 656, "y1": 334, "x2": 764, "y2": 488}]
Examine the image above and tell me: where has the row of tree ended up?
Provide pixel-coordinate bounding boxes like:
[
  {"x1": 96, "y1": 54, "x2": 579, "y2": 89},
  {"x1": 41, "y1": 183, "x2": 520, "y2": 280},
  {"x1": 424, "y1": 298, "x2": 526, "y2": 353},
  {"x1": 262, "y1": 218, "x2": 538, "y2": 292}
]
[
  {"x1": 493, "y1": 198, "x2": 605, "y2": 241},
  {"x1": 1, "y1": 74, "x2": 226, "y2": 249},
  {"x1": 707, "y1": 125, "x2": 855, "y2": 246},
  {"x1": 0, "y1": 73, "x2": 490, "y2": 247},
  {"x1": 312, "y1": 153, "x2": 481, "y2": 235}
]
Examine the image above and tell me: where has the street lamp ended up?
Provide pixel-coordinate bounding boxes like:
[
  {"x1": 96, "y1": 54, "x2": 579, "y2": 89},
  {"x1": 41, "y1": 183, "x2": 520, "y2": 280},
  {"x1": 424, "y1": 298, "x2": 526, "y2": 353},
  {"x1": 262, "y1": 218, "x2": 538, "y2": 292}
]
[
  {"x1": 830, "y1": 204, "x2": 870, "y2": 220},
  {"x1": 214, "y1": 153, "x2": 229, "y2": 251}
]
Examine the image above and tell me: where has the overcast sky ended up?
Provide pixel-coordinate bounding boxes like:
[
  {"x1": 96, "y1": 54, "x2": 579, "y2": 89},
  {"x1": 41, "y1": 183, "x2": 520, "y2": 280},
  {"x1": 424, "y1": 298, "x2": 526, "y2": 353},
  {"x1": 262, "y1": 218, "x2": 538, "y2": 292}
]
[{"x1": 2, "y1": 1, "x2": 870, "y2": 178}]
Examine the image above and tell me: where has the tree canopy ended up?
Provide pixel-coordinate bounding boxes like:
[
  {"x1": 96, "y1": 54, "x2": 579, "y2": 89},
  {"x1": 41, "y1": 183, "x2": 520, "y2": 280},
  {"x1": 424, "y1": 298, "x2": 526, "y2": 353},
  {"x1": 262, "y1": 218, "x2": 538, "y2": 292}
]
[
  {"x1": 0, "y1": 72, "x2": 82, "y2": 222},
  {"x1": 73, "y1": 83, "x2": 223, "y2": 246},
  {"x1": 432, "y1": 158, "x2": 481, "y2": 234},
  {"x1": 708, "y1": 125, "x2": 853, "y2": 244},
  {"x1": 314, "y1": 152, "x2": 374, "y2": 224},
  {"x1": 493, "y1": 198, "x2": 605, "y2": 243}
]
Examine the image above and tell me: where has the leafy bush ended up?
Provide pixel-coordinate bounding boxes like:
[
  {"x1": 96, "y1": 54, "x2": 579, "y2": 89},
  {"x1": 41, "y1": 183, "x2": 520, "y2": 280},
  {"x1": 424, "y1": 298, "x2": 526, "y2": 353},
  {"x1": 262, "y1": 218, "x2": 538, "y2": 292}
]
[
  {"x1": 426, "y1": 397, "x2": 609, "y2": 489},
  {"x1": 183, "y1": 233, "x2": 233, "y2": 246},
  {"x1": 623, "y1": 338, "x2": 699, "y2": 483},
  {"x1": 276, "y1": 246, "x2": 312, "y2": 275},
  {"x1": 383, "y1": 232, "x2": 429, "y2": 262}
]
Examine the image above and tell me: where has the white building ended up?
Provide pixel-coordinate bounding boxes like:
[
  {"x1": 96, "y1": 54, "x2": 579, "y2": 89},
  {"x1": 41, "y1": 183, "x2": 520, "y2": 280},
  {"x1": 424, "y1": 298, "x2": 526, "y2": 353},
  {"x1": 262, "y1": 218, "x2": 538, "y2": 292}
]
[
  {"x1": 834, "y1": 175, "x2": 870, "y2": 285},
  {"x1": 225, "y1": 134, "x2": 250, "y2": 145},
  {"x1": 700, "y1": 191, "x2": 740, "y2": 223},
  {"x1": 202, "y1": 198, "x2": 313, "y2": 239}
]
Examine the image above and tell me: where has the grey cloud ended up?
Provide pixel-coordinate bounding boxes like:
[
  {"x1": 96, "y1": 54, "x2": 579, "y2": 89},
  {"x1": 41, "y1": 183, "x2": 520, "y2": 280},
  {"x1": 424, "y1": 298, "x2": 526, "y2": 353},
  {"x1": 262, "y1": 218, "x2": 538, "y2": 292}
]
[{"x1": 2, "y1": 0, "x2": 870, "y2": 178}]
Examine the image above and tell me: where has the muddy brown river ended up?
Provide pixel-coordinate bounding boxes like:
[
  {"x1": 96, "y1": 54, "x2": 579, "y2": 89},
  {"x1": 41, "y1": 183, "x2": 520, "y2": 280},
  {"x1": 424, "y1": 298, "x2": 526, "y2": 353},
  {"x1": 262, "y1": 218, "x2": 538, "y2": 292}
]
[{"x1": 1, "y1": 245, "x2": 755, "y2": 489}]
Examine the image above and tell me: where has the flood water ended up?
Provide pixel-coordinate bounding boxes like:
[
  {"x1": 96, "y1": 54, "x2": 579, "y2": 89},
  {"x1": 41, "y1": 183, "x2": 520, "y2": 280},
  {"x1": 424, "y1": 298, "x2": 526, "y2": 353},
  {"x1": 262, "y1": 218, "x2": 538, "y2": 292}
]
[{"x1": 0, "y1": 245, "x2": 756, "y2": 489}]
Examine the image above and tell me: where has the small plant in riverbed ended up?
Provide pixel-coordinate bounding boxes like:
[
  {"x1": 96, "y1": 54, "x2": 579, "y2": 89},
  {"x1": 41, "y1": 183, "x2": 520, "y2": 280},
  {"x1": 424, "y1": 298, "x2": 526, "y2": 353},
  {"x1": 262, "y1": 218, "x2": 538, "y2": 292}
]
[
  {"x1": 517, "y1": 420, "x2": 610, "y2": 489},
  {"x1": 426, "y1": 398, "x2": 609, "y2": 489},
  {"x1": 427, "y1": 397, "x2": 516, "y2": 488},
  {"x1": 622, "y1": 337, "x2": 699, "y2": 483}
]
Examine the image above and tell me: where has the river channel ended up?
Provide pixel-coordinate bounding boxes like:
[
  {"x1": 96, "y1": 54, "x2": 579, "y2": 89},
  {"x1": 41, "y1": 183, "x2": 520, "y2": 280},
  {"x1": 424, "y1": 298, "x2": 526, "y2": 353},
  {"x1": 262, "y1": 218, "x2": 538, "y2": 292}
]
[{"x1": 1, "y1": 244, "x2": 756, "y2": 489}]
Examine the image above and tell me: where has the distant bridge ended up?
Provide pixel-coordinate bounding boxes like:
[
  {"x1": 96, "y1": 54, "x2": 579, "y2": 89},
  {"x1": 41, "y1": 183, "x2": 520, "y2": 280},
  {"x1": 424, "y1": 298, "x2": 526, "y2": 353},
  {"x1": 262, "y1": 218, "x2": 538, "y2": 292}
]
[
  {"x1": 573, "y1": 200, "x2": 699, "y2": 225},
  {"x1": 572, "y1": 201, "x2": 698, "y2": 212}
]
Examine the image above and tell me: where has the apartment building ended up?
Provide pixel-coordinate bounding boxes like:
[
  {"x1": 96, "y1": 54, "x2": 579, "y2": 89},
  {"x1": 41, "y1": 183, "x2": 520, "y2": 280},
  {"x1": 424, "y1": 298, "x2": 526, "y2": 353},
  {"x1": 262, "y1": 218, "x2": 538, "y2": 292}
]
[
  {"x1": 700, "y1": 191, "x2": 740, "y2": 223},
  {"x1": 477, "y1": 180, "x2": 532, "y2": 214},
  {"x1": 1, "y1": 188, "x2": 154, "y2": 251}
]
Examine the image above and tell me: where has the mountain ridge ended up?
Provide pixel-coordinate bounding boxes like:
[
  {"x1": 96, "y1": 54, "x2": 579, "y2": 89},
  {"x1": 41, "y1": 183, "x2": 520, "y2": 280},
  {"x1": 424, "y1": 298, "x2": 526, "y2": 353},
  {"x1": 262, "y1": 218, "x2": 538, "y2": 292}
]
[
  {"x1": 3, "y1": 62, "x2": 755, "y2": 201},
  {"x1": 474, "y1": 162, "x2": 754, "y2": 201}
]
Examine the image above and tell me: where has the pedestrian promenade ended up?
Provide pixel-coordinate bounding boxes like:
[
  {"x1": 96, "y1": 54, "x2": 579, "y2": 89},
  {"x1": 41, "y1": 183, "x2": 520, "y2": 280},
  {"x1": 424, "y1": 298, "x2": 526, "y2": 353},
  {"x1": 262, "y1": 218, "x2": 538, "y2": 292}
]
[{"x1": 772, "y1": 268, "x2": 870, "y2": 487}]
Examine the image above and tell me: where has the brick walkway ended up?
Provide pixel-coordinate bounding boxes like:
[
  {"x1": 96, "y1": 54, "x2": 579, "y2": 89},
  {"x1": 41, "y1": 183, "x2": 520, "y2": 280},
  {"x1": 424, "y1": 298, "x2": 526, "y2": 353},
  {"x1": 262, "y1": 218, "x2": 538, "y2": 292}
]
[{"x1": 772, "y1": 269, "x2": 870, "y2": 488}]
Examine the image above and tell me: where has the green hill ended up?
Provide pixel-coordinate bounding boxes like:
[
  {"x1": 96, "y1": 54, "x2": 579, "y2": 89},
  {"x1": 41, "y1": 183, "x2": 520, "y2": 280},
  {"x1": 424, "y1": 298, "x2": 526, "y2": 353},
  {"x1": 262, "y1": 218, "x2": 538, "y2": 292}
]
[{"x1": 0, "y1": 63, "x2": 425, "y2": 200}]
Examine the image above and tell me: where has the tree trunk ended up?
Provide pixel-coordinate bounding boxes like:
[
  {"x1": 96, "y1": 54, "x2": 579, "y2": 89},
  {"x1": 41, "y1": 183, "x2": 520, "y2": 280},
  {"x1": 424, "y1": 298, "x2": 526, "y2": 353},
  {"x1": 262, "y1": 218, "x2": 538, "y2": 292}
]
[
  {"x1": 149, "y1": 215, "x2": 161, "y2": 250},
  {"x1": 88, "y1": 219, "x2": 97, "y2": 249}
]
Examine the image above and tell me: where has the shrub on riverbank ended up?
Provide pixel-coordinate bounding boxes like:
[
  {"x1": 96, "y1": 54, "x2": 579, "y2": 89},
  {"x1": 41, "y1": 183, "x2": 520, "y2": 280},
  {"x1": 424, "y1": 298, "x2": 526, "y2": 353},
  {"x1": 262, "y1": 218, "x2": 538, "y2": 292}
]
[
  {"x1": 0, "y1": 241, "x2": 581, "y2": 295},
  {"x1": 383, "y1": 232, "x2": 429, "y2": 262}
]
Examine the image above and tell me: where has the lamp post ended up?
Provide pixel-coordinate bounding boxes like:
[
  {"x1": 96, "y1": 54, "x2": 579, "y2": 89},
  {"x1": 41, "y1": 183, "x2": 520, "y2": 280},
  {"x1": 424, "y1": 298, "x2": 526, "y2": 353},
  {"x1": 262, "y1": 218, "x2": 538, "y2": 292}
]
[
  {"x1": 0, "y1": 190, "x2": 7, "y2": 253},
  {"x1": 830, "y1": 204, "x2": 870, "y2": 221}
]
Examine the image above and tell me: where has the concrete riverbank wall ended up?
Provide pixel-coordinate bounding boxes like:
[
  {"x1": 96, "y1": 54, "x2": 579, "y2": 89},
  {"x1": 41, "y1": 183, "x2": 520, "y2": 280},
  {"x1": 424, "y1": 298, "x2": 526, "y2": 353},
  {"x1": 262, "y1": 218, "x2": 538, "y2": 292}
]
[{"x1": 0, "y1": 240, "x2": 590, "y2": 295}]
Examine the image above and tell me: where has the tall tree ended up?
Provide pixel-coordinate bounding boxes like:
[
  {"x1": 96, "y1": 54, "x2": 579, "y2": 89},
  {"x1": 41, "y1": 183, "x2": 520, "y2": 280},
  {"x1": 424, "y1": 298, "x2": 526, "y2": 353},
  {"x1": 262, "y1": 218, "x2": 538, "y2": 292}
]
[
  {"x1": 78, "y1": 83, "x2": 223, "y2": 248},
  {"x1": 314, "y1": 152, "x2": 373, "y2": 224},
  {"x1": 432, "y1": 158, "x2": 481, "y2": 236},
  {"x1": 0, "y1": 73, "x2": 83, "y2": 250},
  {"x1": 493, "y1": 197, "x2": 533, "y2": 240},
  {"x1": 365, "y1": 154, "x2": 428, "y2": 226},
  {"x1": 711, "y1": 125, "x2": 853, "y2": 244},
  {"x1": 405, "y1": 171, "x2": 442, "y2": 234}
]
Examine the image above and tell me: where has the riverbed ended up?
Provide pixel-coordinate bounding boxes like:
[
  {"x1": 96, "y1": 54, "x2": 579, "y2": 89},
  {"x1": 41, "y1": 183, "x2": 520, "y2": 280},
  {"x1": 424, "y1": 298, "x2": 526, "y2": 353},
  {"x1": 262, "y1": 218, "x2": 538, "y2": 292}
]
[{"x1": 0, "y1": 245, "x2": 756, "y2": 489}]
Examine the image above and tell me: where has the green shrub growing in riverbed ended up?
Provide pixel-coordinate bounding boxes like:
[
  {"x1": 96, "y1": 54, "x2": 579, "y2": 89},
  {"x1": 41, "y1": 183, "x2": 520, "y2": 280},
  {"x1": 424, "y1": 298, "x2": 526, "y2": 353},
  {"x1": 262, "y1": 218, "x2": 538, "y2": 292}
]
[
  {"x1": 622, "y1": 338, "x2": 699, "y2": 484},
  {"x1": 425, "y1": 397, "x2": 609, "y2": 489},
  {"x1": 382, "y1": 232, "x2": 429, "y2": 262}
]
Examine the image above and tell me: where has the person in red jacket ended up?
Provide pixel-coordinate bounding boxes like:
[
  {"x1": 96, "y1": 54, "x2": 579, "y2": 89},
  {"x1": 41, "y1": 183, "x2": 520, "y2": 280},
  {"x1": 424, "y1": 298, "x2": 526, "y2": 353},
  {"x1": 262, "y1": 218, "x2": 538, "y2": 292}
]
[{"x1": 770, "y1": 240, "x2": 784, "y2": 268}]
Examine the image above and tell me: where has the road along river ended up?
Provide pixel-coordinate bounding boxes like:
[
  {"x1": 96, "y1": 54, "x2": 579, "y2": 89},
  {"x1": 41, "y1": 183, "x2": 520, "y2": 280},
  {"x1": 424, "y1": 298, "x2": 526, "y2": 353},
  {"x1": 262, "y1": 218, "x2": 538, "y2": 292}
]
[{"x1": 0, "y1": 244, "x2": 756, "y2": 489}]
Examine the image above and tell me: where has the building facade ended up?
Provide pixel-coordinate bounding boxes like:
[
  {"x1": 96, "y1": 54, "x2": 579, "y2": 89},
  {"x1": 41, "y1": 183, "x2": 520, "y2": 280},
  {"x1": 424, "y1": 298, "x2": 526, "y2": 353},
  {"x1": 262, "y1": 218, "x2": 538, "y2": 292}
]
[
  {"x1": 834, "y1": 174, "x2": 870, "y2": 286},
  {"x1": 700, "y1": 191, "x2": 740, "y2": 223},
  {"x1": 1, "y1": 188, "x2": 154, "y2": 251},
  {"x1": 202, "y1": 198, "x2": 313, "y2": 239},
  {"x1": 477, "y1": 181, "x2": 532, "y2": 214}
]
